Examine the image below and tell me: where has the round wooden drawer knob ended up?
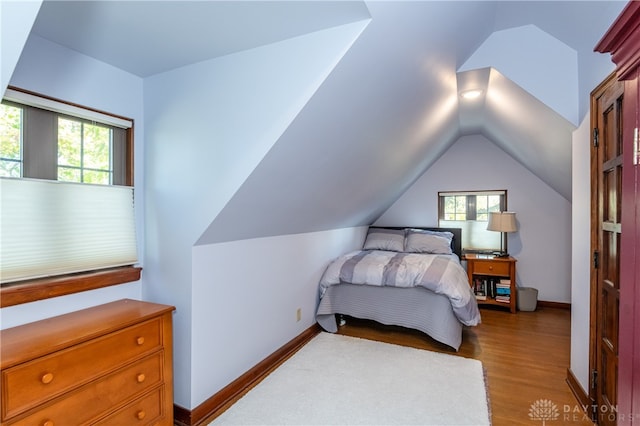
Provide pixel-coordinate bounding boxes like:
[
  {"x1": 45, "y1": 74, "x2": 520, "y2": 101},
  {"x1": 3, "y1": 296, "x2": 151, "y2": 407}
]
[
  {"x1": 41, "y1": 373, "x2": 54, "y2": 384},
  {"x1": 136, "y1": 410, "x2": 146, "y2": 420},
  {"x1": 42, "y1": 421, "x2": 54, "y2": 426},
  {"x1": 489, "y1": 266, "x2": 493, "y2": 270},
  {"x1": 136, "y1": 336, "x2": 145, "y2": 345},
  {"x1": 137, "y1": 373, "x2": 146, "y2": 383}
]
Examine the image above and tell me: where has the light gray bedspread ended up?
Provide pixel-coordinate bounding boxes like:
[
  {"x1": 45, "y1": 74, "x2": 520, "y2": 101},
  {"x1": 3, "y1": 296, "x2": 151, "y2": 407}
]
[
  {"x1": 319, "y1": 250, "x2": 481, "y2": 326},
  {"x1": 316, "y1": 284, "x2": 465, "y2": 350}
]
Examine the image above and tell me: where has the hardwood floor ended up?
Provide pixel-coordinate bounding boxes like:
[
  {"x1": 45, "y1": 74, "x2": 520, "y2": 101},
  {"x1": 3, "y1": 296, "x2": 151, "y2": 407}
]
[{"x1": 336, "y1": 306, "x2": 594, "y2": 426}]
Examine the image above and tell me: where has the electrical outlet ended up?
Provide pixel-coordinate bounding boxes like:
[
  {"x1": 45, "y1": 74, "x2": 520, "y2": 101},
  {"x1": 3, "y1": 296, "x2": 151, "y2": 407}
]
[{"x1": 296, "y1": 308, "x2": 302, "y2": 322}]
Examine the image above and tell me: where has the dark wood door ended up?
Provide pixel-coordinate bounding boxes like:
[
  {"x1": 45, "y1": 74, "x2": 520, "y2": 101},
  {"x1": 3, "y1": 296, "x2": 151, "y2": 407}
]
[
  {"x1": 595, "y1": 3, "x2": 640, "y2": 424},
  {"x1": 590, "y1": 73, "x2": 624, "y2": 426}
]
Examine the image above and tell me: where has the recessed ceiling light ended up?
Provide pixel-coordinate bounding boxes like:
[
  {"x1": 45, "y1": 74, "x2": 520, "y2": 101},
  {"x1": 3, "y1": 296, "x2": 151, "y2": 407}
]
[{"x1": 460, "y1": 89, "x2": 483, "y2": 100}]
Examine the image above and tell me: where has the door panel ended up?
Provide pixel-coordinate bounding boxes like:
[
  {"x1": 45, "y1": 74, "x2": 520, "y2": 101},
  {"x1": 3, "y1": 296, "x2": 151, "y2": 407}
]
[
  {"x1": 594, "y1": 5, "x2": 640, "y2": 422},
  {"x1": 590, "y1": 74, "x2": 623, "y2": 426}
]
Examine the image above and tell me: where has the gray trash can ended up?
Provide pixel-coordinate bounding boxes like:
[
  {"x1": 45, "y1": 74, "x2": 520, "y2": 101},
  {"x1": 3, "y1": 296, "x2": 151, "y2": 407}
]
[{"x1": 517, "y1": 287, "x2": 538, "y2": 311}]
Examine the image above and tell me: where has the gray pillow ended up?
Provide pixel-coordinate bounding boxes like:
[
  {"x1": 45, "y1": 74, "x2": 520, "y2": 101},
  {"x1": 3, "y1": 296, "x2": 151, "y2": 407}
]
[
  {"x1": 404, "y1": 229, "x2": 453, "y2": 254},
  {"x1": 363, "y1": 228, "x2": 405, "y2": 252}
]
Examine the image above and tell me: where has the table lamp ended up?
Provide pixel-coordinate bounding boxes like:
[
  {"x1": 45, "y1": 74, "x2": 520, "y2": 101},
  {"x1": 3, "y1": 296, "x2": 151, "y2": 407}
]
[{"x1": 486, "y1": 211, "x2": 517, "y2": 257}]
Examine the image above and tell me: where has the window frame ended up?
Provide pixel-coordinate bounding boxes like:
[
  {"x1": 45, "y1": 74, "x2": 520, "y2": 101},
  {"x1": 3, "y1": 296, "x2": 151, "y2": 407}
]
[
  {"x1": 2, "y1": 86, "x2": 134, "y2": 185},
  {"x1": 0, "y1": 86, "x2": 137, "y2": 307}
]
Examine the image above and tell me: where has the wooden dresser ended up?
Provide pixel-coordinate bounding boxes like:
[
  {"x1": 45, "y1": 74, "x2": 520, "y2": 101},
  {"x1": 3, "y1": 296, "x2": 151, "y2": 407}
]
[{"x1": 0, "y1": 299, "x2": 175, "y2": 425}]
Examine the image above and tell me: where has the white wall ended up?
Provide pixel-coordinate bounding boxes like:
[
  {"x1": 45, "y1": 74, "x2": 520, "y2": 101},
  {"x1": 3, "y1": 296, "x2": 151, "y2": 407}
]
[
  {"x1": 0, "y1": 34, "x2": 145, "y2": 329},
  {"x1": 143, "y1": 21, "x2": 368, "y2": 408},
  {"x1": 570, "y1": 115, "x2": 592, "y2": 393},
  {"x1": 191, "y1": 227, "x2": 366, "y2": 407},
  {"x1": 376, "y1": 134, "x2": 572, "y2": 303},
  {"x1": 0, "y1": 284, "x2": 141, "y2": 329},
  {"x1": 0, "y1": 0, "x2": 42, "y2": 94}
]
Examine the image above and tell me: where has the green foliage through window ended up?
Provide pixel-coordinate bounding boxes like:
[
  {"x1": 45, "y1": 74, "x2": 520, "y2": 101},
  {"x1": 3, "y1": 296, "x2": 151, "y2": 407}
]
[
  {"x1": 443, "y1": 195, "x2": 467, "y2": 220},
  {"x1": 0, "y1": 104, "x2": 22, "y2": 177},
  {"x1": 58, "y1": 118, "x2": 112, "y2": 184},
  {"x1": 442, "y1": 194, "x2": 501, "y2": 221}
]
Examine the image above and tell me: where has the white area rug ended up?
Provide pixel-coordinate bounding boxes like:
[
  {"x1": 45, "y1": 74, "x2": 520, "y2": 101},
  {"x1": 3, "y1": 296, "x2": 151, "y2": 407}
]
[{"x1": 210, "y1": 333, "x2": 491, "y2": 425}]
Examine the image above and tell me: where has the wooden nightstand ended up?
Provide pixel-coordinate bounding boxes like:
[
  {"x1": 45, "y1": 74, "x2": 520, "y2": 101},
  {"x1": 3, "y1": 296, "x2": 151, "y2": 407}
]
[{"x1": 464, "y1": 254, "x2": 517, "y2": 313}]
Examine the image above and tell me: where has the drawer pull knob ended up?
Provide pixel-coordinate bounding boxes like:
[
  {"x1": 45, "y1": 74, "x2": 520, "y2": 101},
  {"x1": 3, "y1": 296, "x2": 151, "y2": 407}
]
[
  {"x1": 136, "y1": 410, "x2": 146, "y2": 420},
  {"x1": 43, "y1": 421, "x2": 54, "y2": 426},
  {"x1": 137, "y1": 373, "x2": 146, "y2": 383},
  {"x1": 489, "y1": 266, "x2": 493, "y2": 270},
  {"x1": 41, "y1": 373, "x2": 54, "y2": 384},
  {"x1": 136, "y1": 336, "x2": 145, "y2": 345}
]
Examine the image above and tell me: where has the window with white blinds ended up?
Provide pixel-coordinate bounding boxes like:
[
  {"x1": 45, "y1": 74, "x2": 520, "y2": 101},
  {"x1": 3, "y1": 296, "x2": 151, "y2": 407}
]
[
  {"x1": 0, "y1": 178, "x2": 138, "y2": 283},
  {"x1": 438, "y1": 190, "x2": 507, "y2": 252},
  {"x1": 0, "y1": 87, "x2": 137, "y2": 286}
]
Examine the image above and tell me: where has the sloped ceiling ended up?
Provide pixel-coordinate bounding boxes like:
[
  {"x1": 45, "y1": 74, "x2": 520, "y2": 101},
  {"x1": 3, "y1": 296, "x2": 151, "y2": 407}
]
[
  {"x1": 29, "y1": 1, "x2": 371, "y2": 77},
  {"x1": 26, "y1": 0, "x2": 626, "y2": 244}
]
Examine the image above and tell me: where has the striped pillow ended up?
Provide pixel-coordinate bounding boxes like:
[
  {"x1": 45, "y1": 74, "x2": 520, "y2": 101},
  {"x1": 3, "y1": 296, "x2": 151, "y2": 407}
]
[
  {"x1": 404, "y1": 229, "x2": 453, "y2": 254},
  {"x1": 363, "y1": 228, "x2": 405, "y2": 252}
]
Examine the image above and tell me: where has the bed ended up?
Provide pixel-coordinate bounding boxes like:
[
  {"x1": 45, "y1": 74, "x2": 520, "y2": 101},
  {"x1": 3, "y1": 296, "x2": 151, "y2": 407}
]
[{"x1": 315, "y1": 226, "x2": 481, "y2": 351}]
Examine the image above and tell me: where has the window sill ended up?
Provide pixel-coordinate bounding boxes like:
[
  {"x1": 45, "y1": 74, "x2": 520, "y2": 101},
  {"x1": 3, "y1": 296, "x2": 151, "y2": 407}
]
[{"x1": 0, "y1": 266, "x2": 142, "y2": 308}]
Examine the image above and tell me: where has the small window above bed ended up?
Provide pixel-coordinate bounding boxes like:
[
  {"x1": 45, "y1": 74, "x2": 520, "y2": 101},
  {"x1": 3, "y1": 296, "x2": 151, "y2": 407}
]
[{"x1": 438, "y1": 190, "x2": 507, "y2": 253}]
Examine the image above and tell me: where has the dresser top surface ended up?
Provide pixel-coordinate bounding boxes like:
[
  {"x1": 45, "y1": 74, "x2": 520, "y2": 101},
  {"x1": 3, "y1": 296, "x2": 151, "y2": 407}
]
[{"x1": 1, "y1": 299, "x2": 175, "y2": 369}]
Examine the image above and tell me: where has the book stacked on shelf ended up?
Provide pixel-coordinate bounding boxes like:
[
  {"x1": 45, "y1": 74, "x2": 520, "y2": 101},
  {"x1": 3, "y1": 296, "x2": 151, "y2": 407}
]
[
  {"x1": 495, "y1": 279, "x2": 511, "y2": 303},
  {"x1": 473, "y1": 278, "x2": 487, "y2": 300},
  {"x1": 473, "y1": 277, "x2": 512, "y2": 303}
]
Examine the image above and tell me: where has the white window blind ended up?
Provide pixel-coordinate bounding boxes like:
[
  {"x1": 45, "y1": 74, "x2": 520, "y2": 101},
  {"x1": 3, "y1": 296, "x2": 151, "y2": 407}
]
[
  {"x1": 0, "y1": 178, "x2": 138, "y2": 283},
  {"x1": 438, "y1": 220, "x2": 501, "y2": 250}
]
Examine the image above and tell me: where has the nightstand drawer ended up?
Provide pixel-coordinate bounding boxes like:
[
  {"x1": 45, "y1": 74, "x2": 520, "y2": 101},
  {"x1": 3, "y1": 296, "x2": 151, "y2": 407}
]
[
  {"x1": 2, "y1": 318, "x2": 162, "y2": 419},
  {"x1": 472, "y1": 261, "x2": 510, "y2": 276}
]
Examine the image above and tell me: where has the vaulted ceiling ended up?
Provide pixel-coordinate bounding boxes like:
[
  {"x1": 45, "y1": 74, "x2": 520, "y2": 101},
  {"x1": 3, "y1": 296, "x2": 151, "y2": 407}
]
[
  {"x1": 30, "y1": 1, "x2": 372, "y2": 78},
  {"x1": 25, "y1": 1, "x2": 626, "y2": 243}
]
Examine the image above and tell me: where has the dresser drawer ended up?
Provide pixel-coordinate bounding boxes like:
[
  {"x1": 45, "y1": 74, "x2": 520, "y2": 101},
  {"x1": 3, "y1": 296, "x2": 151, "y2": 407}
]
[
  {"x1": 2, "y1": 318, "x2": 162, "y2": 420},
  {"x1": 472, "y1": 261, "x2": 510, "y2": 276},
  {"x1": 6, "y1": 353, "x2": 163, "y2": 425},
  {"x1": 94, "y1": 387, "x2": 165, "y2": 426}
]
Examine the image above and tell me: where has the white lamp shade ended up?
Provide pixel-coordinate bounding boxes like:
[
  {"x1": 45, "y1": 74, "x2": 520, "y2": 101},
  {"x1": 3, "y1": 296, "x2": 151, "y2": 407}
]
[{"x1": 487, "y1": 211, "x2": 517, "y2": 233}]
